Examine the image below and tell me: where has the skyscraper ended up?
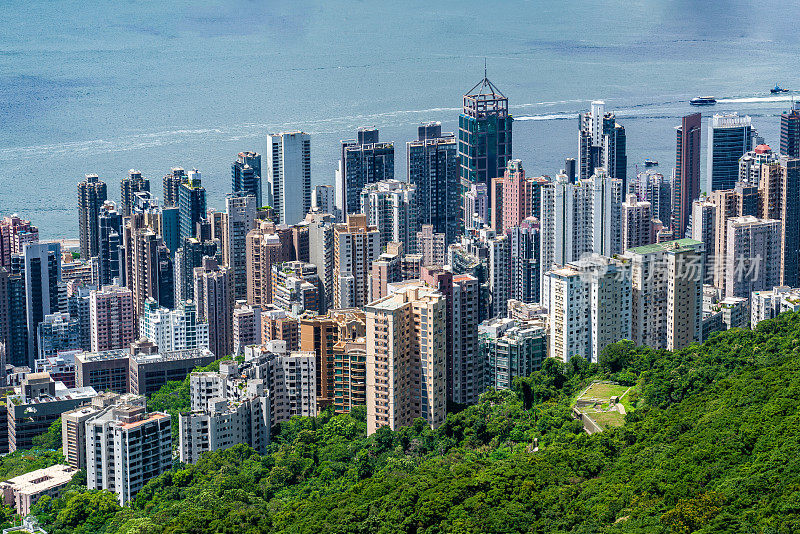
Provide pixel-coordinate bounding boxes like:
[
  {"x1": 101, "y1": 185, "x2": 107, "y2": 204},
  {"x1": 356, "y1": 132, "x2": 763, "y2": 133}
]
[
  {"x1": 0, "y1": 263, "x2": 28, "y2": 367},
  {"x1": 459, "y1": 74, "x2": 512, "y2": 227},
  {"x1": 780, "y1": 102, "x2": 800, "y2": 158},
  {"x1": 223, "y1": 193, "x2": 257, "y2": 300},
  {"x1": 139, "y1": 298, "x2": 208, "y2": 353},
  {"x1": 193, "y1": 257, "x2": 233, "y2": 359},
  {"x1": 0, "y1": 215, "x2": 39, "y2": 269},
  {"x1": 37, "y1": 312, "x2": 81, "y2": 359},
  {"x1": 245, "y1": 221, "x2": 293, "y2": 306},
  {"x1": 312, "y1": 185, "x2": 335, "y2": 217},
  {"x1": 178, "y1": 169, "x2": 206, "y2": 240},
  {"x1": 333, "y1": 214, "x2": 382, "y2": 309},
  {"x1": 231, "y1": 151, "x2": 262, "y2": 207},
  {"x1": 707, "y1": 113, "x2": 753, "y2": 192},
  {"x1": 335, "y1": 128, "x2": 395, "y2": 216},
  {"x1": 98, "y1": 202, "x2": 121, "y2": 286},
  {"x1": 120, "y1": 170, "x2": 150, "y2": 217},
  {"x1": 365, "y1": 283, "x2": 446, "y2": 435},
  {"x1": 24, "y1": 242, "x2": 61, "y2": 365},
  {"x1": 89, "y1": 285, "x2": 135, "y2": 352},
  {"x1": 121, "y1": 225, "x2": 174, "y2": 318},
  {"x1": 671, "y1": 113, "x2": 702, "y2": 238},
  {"x1": 266, "y1": 131, "x2": 311, "y2": 225},
  {"x1": 162, "y1": 167, "x2": 186, "y2": 208},
  {"x1": 578, "y1": 100, "x2": 627, "y2": 190},
  {"x1": 621, "y1": 194, "x2": 653, "y2": 251},
  {"x1": 724, "y1": 216, "x2": 781, "y2": 298},
  {"x1": 407, "y1": 121, "x2": 460, "y2": 245},
  {"x1": 78, "y1": 174, "x2": 107, "y2": 259},
  {"x1": 509, "y1": 222, "x2": 540, "y2": 304},
  {"x1": 359, "y1": 179, "x2": 418, "y2": 252},
  {"x1": 174, "y1": 237, "x2": 218, "y2": 303}
]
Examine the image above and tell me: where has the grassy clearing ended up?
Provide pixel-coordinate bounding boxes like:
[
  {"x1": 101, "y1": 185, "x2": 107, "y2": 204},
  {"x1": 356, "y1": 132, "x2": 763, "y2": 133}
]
[
  {"x1": 591, "y1": 410, "x2": 626, "y2": 429},
  {"x1": 579, "y1": 382, "x2": 630, "y2": 401}
]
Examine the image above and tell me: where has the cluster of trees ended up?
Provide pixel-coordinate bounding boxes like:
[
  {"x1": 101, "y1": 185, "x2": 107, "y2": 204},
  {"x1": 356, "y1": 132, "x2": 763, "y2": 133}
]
[{"x1": 25, "y1": 312, "x2": 800, "y2": 532}]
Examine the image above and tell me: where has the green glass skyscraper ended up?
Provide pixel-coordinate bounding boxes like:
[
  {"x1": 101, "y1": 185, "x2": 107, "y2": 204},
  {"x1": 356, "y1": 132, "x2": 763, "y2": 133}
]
[{"x1": 458, "y1": 74, "x2": 512, "y2": 227}]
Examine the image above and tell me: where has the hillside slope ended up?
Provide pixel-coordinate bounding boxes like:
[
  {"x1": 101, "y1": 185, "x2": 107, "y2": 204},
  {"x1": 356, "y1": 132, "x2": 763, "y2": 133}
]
[{"x1": 32, "y1": 313, "x2": 800, "y2": 534}]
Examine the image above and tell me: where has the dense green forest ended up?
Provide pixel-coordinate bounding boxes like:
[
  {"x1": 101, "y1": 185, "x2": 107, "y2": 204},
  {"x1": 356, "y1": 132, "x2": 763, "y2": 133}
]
[{"x1": 22, "y1": 312, "x2": 800, "y2": 533}]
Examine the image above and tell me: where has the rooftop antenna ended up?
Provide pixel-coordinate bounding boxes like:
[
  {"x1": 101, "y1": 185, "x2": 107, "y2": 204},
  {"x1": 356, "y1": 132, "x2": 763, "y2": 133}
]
[{"x1": 484, "y1": 58, "x2": 487, "y2": 81}]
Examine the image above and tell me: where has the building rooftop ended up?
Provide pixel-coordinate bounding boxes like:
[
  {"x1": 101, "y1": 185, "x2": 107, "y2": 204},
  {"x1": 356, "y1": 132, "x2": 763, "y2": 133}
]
[
  {"x1": 627, "y1": 238, "x2": 703, "y2": 255},
  {"x1": 75, "y1": 349, "x2": 130, "y2": 363},
  {"x1": 0, "y1": 464, "x2": 78, "y2": 494},
  {"x1": 130, "y1": 348, "x2": 214, "y2": 364}
]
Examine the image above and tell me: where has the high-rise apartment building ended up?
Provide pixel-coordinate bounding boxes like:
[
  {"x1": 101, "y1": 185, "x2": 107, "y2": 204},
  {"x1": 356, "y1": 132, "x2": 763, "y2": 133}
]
[
  {"x1": 589, "y1": 169, "x2": 624, "y2": 257},
  {"x1": 174, "y1": 237, "x2": 218, "y2": 303},
  {"x1": 178, "y1": 169, "x2": 206, "y2": 239},
  {"x1": 509, "y1": 221, "x2": 541, "y2": 304},
  {"x1": 459, "y1": 75, "x2": 512, "y2": 226},
  {"x1": 120, "y1": 170, "x2": 150, "y2": 217},
  {"x1": 691, "y1": 197, "x2": 716, "y2": 283},
  {"x1": 578, "y1": 100, "x2": 627, "y2": 190},
  {"x1": 231, "y1": 303, "x2": 261, "y2": 356},
  {"x1": 121, "y1": 225, "x2": 173, "y2": 317},
  {"x1": 272, "y1": 261, "x2": 322, "y2": 315},
  {"x1": 223, "y1": 193, "x2": 257, "y2": 300},
  {"x1": 781, "y1": 102, "x2": 800, "y2": 158},
  {"x1": 179, "y1": 361, "x2": 270, "y2": 464},
  {"x1": 193, "y1": 257, "x2": 232, "y2": 359},
  {"x1": 89, "y1": 285, "x2": 135, "y2": 352},
  {"x1": 162, "y1": 167, "x2": 187, "y2": 208},
  {"x1": 637, "y1": 170, "x2": 671, "y2": 225},
  {"x1": 266, "y1": 131, "x2": 311, "y2": 225},
  {"x1": 336, "y1": 128, "x2": 395, "y2": 216},
  {"x1": 499, "y1": 159, "x2": 549, "y2": 230},
  {"x1": 85, "y1": 404, "x2": 171, "y2": 505},
  {"x1": 707, "y1": 113, "x2": 753, "y2": 192},
  {"x1": 139, "y1": 298, "x2": 208, "y2": 353},
  {"x1": 37, "y1": 313, "x2": 81, "y2": 359},
  {"x1": 463, "y1": 183, "x2": 489, "y2": 230},
  {"x1": 0, "y1": 264, "x2": 28, "y2": 367},
  {"x1": 622, "y1": 239, "x2": 704, "y2": 351},
  {"x1": 724, "y1": 216, "x2": 781, "y2": 298},
  {"x1": 246, "y1": 221, "x2": 293, "y2": 306},
  {"x1": 0, "y1": 215, "x2": 38, "y2": 269},
  {"x1": 231, "y1": 151, "x2": 262, "y2": 207},
  {"x1": 360, "y1": 179, "x2": 417, "y2": 252},
  {"x1": 24, "y1": 243, "x2": 61, "y2": 365},
  {"x1": 98, "y1": 202, "x2": 121, "y2": 286},
  {"x1": 671, "y1": 113, "x2": 702, "y2": 238},
  {"x1": 416, "y1": 225, "x2": 446, "y2": 267},
  {"x1": 365, "y1": 283, "x2": 446, "y2": 435},
  {"x1": 333, "y1": 214, "x2": 381, "y2": 309},
  {"x1": 312, "y1": 185, "x2": 336, "y2": 218},
  {"x1": 78, "y1": 174, "x2": 107, "y2": 259},
  {"x1": 621, "y1": 194, "x2": 653, "y2": 251},
  {"x1": 543, "y1": 258, "x2": 631, "y2": 363},
  {"x1": 407, "y1": 121, "x2": 460, "y2": 245},
  {"x1": 450, "y1": 273, "x2": 480, "y2": 404},
  {"x1": 480, "y1": 318, "x2": 547, "y2": 391}
]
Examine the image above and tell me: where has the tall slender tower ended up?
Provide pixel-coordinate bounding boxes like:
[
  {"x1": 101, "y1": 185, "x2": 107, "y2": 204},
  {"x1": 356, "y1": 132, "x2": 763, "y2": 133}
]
[
  {"x1": 223, "y1": 192, "x2": 257, "y2": 300},
  {"x1": 407, "y1": 122, "x2": 460, "y2": 245},
  {"x1": 193, "y1": 257, "x2": 233, "y2": 359},
  {"x1": 266, "y1": 132, "x2": 311, "y2": 225},
  {"x1": 458, "y1": 72, "x2": 512, "y2": 227},
  {"x1": 707, "y1": 113, "x2": 753, "y2": 192},
  {"x1": 336, "y1": 128, "x2": 395, "y2": 216},
  {"x1": 671, "y1": 113, "x2": 702, "y2": 238},
  {"x1": 231, "y1": 151, "x2": 262, "y2": 207},
  {"x1": 178, "y1": 169, "x2": 207, "y2": 240},
  {"x1": 163, "y1": 167, "x2": 187, "y2": 208},
  {"x1": 78, "y1": 174, "x2": 107, "y2": 259},
  {"x1": 578, "y1": 101, "x2": 627, "y2": 190},
  {"x1": 23, "y1": 243, "x2": 61, "y2": 365},
  {"x1": 781, "y1": 102, "x2": 800, "y2": 159},
  {"x1": 120, "y1": 170, "x2": 150, "y2": 217}
]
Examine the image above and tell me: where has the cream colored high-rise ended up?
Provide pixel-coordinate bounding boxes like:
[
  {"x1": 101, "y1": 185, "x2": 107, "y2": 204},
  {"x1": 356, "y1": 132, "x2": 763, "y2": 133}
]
[
  {"x1": 246, "y1": 220, "x2": 292, "y2": 306},
  {"x1": 621, "y1": 194, "x2": 652, "y2": 252},
  {"x1": 365, "y1": 284, "x2": 446, "y2": 435},
  {"x1": 333, "y1": 214, "x2": 381, "y2": 309}
]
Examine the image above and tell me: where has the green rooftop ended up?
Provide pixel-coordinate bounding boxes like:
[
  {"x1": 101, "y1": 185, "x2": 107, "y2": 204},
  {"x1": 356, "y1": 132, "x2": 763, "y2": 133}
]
[{"x1": 627, "y1": 238, "x2": 703, "y2": 255}]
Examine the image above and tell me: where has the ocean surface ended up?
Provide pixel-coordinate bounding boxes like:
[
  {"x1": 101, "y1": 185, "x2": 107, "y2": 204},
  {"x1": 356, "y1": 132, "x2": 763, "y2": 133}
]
[{"x1": 1, "y1": 0, "x2": 799, "y2": 239}]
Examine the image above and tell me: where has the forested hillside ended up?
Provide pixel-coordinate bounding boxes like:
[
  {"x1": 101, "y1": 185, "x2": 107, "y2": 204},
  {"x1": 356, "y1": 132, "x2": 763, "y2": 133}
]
[{"x1": 30, "y1": 313, "x2": 800, "y2": 533}]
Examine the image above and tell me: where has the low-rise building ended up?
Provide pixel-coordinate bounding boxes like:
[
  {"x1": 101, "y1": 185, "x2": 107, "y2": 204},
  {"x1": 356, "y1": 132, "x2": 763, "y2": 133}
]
[
  {"x1": 75, "y1": 349, "x2": 130, "y2": 393},
  {"x1": 128, "y1": 348, "x2": 216, "y2": 396},
  {"x1": 0, "y1": 464, "x2": 79, "y2": 516},
  {"x1": 751, "y1": 286, "x2": 800, "y2": 327},
  {"x1": 6, "y1": 373, "x2": 97, "y2": 451}
]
